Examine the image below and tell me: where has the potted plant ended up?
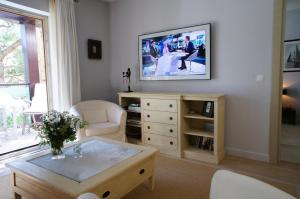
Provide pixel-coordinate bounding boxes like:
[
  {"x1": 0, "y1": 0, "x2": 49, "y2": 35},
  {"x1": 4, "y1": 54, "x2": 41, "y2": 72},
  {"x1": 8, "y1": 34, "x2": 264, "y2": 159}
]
[{"x1": 34, "y1": 110, "x2": 86, "y2": 159}]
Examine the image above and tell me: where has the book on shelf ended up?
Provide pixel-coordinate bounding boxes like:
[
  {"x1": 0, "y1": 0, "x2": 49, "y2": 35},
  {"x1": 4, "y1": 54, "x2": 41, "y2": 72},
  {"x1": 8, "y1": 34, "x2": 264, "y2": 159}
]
[
  {"x1": 188, "y1": 135, "x2": 214, "y2": 151},
  {"x1": 127, "y1": 118, "x2": 141, "y2": 125}
]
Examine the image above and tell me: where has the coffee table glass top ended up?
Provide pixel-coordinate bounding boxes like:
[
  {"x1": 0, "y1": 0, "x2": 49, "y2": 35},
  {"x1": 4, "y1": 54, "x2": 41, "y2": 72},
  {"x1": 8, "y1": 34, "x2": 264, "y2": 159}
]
[{"x1": 28, "y1": 139, "x2": 142, "y2": 183}]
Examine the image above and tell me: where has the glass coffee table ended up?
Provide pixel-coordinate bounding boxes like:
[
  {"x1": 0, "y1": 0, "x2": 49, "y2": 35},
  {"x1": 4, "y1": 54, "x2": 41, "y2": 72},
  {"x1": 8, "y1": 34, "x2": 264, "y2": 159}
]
[{"x1": 7, "y1": 137, "x2": 158, "y2": 199}]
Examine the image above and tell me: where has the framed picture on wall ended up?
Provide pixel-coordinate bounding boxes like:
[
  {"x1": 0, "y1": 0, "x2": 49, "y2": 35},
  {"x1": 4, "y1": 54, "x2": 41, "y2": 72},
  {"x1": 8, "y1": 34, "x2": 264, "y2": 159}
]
[
  {"x1": 88, "y1": 39, "x2": 102, "y2": 59},
  {"x1": 283, "y1": 39, "x2": 300, "y2": 72}
]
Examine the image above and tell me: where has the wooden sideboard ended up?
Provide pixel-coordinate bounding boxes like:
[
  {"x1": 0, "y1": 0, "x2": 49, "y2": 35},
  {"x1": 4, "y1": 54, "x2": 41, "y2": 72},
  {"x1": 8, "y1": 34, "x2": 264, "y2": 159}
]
[{"x1": 118, "y1": 92, "x2": 225, "y2": 164}]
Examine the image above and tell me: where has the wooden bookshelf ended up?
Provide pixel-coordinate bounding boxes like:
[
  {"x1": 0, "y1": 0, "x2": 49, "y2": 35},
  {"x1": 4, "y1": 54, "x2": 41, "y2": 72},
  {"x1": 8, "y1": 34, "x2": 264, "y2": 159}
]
[{"x1": 181, "y1": 95, "x2": 224, "y2": 164}]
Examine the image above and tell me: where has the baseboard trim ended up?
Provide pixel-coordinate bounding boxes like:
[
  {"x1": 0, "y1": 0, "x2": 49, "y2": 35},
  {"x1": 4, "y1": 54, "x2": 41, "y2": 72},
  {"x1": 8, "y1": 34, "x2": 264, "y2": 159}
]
[{"x1": 226, "y1": 147, "x2": 269, "y2": 162}]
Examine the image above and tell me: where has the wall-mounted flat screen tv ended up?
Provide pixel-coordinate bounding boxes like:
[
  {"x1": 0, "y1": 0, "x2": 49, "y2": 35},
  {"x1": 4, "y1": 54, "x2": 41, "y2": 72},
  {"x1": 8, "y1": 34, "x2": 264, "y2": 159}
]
[{"x1": 139, "y1": 24, "x2": 211, "y2": 80}]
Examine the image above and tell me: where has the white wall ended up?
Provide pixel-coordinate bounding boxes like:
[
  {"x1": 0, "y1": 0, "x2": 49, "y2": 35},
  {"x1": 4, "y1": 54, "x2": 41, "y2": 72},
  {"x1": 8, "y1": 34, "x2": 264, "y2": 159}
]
[
  {"x1": 109, "y1": 0, "x2": 275, "y2": 161},
  {"x1": 75, "y1": 0, "x2": 112, "y2": 101}
]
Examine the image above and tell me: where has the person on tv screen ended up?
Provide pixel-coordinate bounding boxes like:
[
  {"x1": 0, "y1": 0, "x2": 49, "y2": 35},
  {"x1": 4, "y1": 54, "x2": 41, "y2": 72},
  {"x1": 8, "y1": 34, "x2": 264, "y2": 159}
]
[
  {"x1": 150, "y1": 40, "x2": 159, "y2": 66},
  {"x1": 197, "y1": 43, "x2": 205, "y2": 58},
  {"x1": 163, "y1": 42, "x2": 170, "y2": 55},
  {"x1": 179, "y1": 35, "x2": 194, "y2": 70},
  {"x1": 143, "y1": 40, "x2": 150, "y2": 55}
]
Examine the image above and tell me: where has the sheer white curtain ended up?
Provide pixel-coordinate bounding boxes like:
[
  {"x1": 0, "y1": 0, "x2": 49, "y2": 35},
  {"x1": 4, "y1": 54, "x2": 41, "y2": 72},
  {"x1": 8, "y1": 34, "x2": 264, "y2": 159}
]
[{"x1": 48, "y1": 0, "x2": 81, "y2": 111}]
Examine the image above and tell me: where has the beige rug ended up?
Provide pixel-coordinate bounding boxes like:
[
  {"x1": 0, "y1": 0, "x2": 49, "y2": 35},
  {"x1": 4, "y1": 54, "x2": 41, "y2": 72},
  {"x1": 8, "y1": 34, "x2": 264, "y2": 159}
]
[
  {"x1": 124, "y1": 155, "x2": 215, "y2": 199},
  {"x1": 1, "y1": 154, "x2": 298, "y2": 199}
]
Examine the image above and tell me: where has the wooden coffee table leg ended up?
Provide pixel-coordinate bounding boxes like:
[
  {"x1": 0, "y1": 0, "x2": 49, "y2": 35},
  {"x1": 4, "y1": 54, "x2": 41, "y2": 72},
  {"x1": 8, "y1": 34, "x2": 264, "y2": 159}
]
[
  {"x1": 14, "y1": 192, "x2": 22, "y2": 199},
  {"x1": 148, "y1": 175, "x2": 155, "y2": 191}
]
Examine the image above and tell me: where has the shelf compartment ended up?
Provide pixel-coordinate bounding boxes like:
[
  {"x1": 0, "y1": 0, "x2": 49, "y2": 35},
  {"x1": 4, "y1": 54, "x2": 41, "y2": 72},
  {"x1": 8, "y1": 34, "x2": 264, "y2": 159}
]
[
  {"x1": 184, "y1": 129, "x2": 214, "y2": 138},
  {"x1": 184, "y1": 113, "x2": 214, "y2": 121},
  {"x1": 127, "y1": 137, "x2": 142, "y2": 145},
  {"x1": 183, "y1": 147, "x2": 216, "y2": 163}
]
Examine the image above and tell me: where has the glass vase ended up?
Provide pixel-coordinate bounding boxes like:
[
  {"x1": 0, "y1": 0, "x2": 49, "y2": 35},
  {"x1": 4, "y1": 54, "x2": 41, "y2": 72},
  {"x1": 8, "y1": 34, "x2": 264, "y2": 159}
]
[{"x1": 51, "y1": 143, "x2": 65, "y2": 160}]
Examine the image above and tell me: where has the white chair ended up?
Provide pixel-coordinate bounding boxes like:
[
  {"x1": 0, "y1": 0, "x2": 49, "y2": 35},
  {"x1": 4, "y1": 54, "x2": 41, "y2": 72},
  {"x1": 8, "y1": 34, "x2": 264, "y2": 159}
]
[
  {"x1": 22, "y1": 83, "x2": 48, "y2": 134},
  {"x1": 70, "y1": 100, "x2": 126, "y2": 142},
  {"x1": 210, "y1": 170, "x2": 296, "y2": 199},
  {"x1": 77, "y1": 193, "x2": 101, "y2": 199}
]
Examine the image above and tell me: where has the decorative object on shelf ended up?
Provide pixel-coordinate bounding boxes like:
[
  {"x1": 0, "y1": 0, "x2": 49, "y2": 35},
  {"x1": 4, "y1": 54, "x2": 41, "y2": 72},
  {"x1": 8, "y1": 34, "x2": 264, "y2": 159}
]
[
  {"x1": 34, "y1": 110, "x2": 86, "y2": 159},
  {"x1": 283, "y1": 39, "x2": 300, "y2": 72},
  {"x1": 202, "y1": 101, "x2": 214, "y2": 118},
  {"x1": 122, "y1": 68, "x2": 133, "y2": 92},
  {"x1": 128, "y1": 103, "x2": 141, "y2": 113},
  {"x1": 88, "y1": 39, "x2": 102, "y2": 59}
]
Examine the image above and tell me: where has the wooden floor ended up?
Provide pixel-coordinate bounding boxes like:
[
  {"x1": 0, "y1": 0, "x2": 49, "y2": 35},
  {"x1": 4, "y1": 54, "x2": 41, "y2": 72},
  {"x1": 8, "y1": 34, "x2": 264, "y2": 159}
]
[{"x1": 1, "y1": 154, "x2": 300, "y2": 199}]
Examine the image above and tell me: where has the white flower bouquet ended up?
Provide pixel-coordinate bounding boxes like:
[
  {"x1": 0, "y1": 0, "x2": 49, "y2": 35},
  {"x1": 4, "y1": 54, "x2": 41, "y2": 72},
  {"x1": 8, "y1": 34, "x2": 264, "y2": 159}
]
[{"x1": 34, "y1": 110, "x2": 86, "y2": 157}]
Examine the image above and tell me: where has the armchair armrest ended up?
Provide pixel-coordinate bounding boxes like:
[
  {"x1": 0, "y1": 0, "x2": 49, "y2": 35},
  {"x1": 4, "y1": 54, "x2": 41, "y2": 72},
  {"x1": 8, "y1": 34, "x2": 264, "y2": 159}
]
[
  {"x1": 107, "y1": 105, "x2": 127, "y2": 140},
  {"x1": 107, "y1": 105, "x2": 126, "y2": 125},
  {"x1": 69, "y1": 107, "x2": 86, "y2": 140}
]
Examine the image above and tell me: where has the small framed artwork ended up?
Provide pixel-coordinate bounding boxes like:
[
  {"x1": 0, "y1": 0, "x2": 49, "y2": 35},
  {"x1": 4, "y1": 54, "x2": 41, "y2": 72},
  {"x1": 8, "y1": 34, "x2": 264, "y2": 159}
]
[
  {"x1": 202, "y1": 101, "x2": 214, "y2": 118},
  {"x1": 283, "y1": 39, "x2": 300, "y2": 72},
  {"x1": 88, "y1": 39, "x2": 102, "y2": 59}
]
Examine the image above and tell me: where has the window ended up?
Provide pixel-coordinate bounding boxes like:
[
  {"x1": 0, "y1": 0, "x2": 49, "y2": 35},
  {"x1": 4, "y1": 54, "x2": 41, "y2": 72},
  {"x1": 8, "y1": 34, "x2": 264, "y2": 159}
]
[{"x1": 0, "y1": 8, "x2": 48, "y2": 156}]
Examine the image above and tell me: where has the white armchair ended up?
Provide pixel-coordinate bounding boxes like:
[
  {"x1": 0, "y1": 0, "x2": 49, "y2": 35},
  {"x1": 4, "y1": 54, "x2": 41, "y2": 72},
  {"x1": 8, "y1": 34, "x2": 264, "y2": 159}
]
[
  {"x1": 70, "y1": 100, "x2": 126, "y2": 142},
  {"x1": 77, "y1": 193, "x2": 101, "y2": 199},
  {"x1": 210, "y1": 170, "x2": 296, "y2": 199}
]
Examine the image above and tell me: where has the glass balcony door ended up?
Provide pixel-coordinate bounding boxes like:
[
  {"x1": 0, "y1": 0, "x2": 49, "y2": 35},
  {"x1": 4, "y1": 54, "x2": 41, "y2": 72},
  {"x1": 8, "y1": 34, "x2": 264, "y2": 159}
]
[{"x1": 0, "y1": 8, "x2": 47, "y2": 156}]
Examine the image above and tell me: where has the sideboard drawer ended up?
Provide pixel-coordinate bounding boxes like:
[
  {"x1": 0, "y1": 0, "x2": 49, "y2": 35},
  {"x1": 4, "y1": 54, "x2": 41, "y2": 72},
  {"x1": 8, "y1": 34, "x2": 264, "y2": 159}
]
[
  {"x1": 144, "y1": 133, "x2": 177, "y2": 151},
  {"x1": 143, "y1": 98, "x2": 177, "y2": 112},
  {"x1": 144, "y1": 122, "x2": 177, "y2": 138},
  {"x1": 144, "y1": 110, "x2": 177, "y2": 125}
]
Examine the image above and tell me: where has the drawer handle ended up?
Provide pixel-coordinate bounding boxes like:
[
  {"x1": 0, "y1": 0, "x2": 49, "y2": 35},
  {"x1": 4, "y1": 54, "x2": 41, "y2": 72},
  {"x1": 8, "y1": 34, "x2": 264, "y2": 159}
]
[
  {"x1": 169, "y1": 129, "x2": 173, "y2": 133},
  {"x1": 102, "y1": 191, "x2": 110, "y2": 198},
  {"x1": 139, "y1": 168, "x2": 145, "y2": 175},
  {"x1": 169, "y1": 117, "x2": 173, "y2": 120},
  {"x1": 147, "y1": 126, "x2": 151, "y2": 129},
  {"x1": 147, "y1": 103, "x2": 150, "y2": 106},
  {"x1": 170, "y1": 141, "x2": 173, "y2": 145},
  {"x1": 147, "y1": 114, "x2": 150, "y2": 118},
  {"x1": 169, "y1": 104, "x2": 173, "y2": 108},
  {"x1": 148, "y1": 137, "x2": 151, "y2": 141}
]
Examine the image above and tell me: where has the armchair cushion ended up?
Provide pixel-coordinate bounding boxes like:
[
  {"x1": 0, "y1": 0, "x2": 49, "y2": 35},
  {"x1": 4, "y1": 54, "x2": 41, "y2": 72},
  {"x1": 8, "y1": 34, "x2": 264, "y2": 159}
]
[
  {"x1": 86, "y1": 122, "x2": 119, "y2": 137},
  {"x1": 83, "y1": 109, "x2": 107, "y2": 124}
]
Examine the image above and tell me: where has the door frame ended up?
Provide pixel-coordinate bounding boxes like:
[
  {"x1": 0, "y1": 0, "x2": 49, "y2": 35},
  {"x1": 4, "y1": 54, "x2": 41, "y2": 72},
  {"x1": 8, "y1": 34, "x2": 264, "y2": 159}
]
[{"x1": 269, "y1": 0, "x2": 285, "y2": 164}]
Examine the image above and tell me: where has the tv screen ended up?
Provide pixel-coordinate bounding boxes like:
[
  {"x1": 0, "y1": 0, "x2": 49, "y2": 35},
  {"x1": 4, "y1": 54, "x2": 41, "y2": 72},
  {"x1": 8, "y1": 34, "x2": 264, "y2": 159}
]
[{"x1": 139, "y1": 24, "x2": 211, "y2": 80}]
